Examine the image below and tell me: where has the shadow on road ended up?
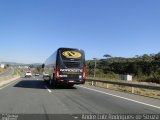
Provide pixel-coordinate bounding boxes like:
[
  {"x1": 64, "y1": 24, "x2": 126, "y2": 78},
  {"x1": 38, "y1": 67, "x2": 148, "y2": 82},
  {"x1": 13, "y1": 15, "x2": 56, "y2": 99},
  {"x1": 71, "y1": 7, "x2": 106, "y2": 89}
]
[
  {"x1": 44, "y1": 81, "x2": 77, "y2": 90},
  {"x1": 49, "y1": 85, "x2": 77, "y2": 90},
  {"x1": 14, "y1": 80, "x2": 46, "y2": 89},
  {"x1": 14, "y1": 80, "x2": 77, "y2": 90}
]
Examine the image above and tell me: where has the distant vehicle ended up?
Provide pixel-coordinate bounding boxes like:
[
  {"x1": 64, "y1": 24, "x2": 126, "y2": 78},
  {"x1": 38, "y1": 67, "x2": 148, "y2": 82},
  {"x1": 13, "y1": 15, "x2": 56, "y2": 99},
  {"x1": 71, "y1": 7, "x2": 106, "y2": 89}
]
[
  {"x1": 43, "y1": 47, "x2": 86, "y2": 87},
  {"x1": 35, "y1": 73, "x2": 40, "y2": 76},
  {"x1": 25, "y1": 71, "x2": 32, "y2": 77}
]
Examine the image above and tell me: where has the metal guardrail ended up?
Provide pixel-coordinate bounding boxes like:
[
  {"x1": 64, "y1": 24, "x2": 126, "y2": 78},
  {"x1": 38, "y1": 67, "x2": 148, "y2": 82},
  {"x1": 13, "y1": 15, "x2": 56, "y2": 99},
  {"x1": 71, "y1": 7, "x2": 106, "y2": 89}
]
[{"x1": 86, "y1": 79, "x2": 160, "y2": 93}]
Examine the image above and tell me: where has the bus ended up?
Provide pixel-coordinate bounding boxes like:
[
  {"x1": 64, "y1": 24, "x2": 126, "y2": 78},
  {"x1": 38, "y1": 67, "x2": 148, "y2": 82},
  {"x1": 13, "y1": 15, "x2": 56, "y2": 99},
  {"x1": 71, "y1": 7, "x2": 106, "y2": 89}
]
[{"x1": 42, "y1": 48, "x2": 86, "y2": 87}]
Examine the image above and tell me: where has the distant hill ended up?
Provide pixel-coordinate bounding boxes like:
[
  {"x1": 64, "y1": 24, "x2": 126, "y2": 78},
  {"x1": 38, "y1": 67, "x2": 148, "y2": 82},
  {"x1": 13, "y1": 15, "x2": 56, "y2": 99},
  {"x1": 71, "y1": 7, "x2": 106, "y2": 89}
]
[{"x1": 0, "y1": 62, "x2": 42, "y2": 66}]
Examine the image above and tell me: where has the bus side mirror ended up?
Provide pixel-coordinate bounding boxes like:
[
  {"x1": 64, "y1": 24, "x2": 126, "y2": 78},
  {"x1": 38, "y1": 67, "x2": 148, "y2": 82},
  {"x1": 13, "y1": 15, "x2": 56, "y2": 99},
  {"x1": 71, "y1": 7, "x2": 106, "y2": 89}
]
[{"x1": 42, "y1": 64, "x2": 45, "y2": 68}]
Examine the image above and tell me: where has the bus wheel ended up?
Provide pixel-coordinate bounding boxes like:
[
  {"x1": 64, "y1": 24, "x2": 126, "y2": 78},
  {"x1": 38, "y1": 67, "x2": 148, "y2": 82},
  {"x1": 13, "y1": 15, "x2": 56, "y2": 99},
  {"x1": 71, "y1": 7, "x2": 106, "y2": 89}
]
[{"x1": 49, "y1": 79, "x2": 53, "y2": 86}]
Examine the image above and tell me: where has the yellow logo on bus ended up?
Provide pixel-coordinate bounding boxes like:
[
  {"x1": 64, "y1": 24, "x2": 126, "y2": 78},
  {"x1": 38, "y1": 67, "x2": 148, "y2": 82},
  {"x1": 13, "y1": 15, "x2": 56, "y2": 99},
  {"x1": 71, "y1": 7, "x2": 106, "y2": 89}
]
[{"x1": 62, "y1": 51, "x2": 81, "y2": 59}]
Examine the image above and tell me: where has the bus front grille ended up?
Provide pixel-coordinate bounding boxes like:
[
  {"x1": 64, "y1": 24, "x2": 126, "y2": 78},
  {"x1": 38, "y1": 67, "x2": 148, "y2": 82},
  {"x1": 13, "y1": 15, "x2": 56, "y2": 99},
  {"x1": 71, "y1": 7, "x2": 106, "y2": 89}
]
[{"x1": 64, "y1": 62, "x2": 80, "y2": 68}]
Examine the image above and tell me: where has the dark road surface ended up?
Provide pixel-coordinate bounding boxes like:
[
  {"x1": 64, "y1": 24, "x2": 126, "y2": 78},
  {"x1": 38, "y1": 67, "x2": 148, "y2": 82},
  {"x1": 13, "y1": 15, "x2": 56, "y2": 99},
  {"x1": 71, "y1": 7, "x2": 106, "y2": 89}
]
[{"x1": 0, "y1": 76, "x2": 159, "y2": 120}]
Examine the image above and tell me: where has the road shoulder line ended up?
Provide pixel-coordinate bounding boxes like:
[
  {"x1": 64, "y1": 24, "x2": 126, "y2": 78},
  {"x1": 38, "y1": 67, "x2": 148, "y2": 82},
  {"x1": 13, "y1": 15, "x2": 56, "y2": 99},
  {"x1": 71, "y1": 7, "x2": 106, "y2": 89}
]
[
  {"x1": 0, "y1": 77, "x2": 20, "y2": 90},
  {"x1": 77, "y1": 85, "x2": 160, "y2": 110}
]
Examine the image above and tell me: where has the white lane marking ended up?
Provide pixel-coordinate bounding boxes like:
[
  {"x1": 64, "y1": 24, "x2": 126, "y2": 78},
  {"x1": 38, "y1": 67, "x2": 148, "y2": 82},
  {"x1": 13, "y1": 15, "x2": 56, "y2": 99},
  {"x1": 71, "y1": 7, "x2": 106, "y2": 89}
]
[
  {"x1": 77, "y1": 85, "x2": 160, "y2": 110},
  {"x1": 45, "y1": 85, "x2": 52, "y2": 93},
  {"x1": 0, "y1": 79, "x2": 20, "y2": 90},
  {"x1": 73, "y1": 116, "x2": 79, "y2": 119}
]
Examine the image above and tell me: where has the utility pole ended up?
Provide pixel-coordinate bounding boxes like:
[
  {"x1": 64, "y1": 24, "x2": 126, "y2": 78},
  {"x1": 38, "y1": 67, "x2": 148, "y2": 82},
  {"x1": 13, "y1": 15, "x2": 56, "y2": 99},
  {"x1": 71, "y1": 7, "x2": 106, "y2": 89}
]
[{"x1": 93, "y1": 58, "x2": 97, "y2": 78}]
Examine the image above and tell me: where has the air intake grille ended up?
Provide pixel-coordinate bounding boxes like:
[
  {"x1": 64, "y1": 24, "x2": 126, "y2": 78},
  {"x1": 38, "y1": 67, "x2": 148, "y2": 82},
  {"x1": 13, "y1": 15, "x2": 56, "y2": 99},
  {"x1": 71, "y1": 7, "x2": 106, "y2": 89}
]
[{"x1": 64, "y1": 62, "x2": 81, "y2": 68}]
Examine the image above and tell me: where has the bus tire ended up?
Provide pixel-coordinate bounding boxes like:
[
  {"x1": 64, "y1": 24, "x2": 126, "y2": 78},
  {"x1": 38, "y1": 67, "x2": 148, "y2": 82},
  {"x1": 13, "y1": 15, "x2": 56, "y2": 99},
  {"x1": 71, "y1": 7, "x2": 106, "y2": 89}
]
[{"x1": 49, "y1": 79, "x2": 53, "y2": 86}]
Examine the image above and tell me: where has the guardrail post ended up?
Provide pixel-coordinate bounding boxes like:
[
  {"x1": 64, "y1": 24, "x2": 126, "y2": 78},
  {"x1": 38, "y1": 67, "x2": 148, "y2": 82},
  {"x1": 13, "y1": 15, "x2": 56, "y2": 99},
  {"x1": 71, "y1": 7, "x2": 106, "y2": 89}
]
[
  {"x1": 132, "y1": 87, "x2": 134, "y2": 94},
  {"x1": 95, "y1": 82, "x2": 97, "y2": 86},
  {"x1": 92, "y1": 81, "x2": 94, "y2": 86},
  {"x1": 107, "y1": 84, "x2": 109, "y2": 89},
  {"x1": 87, "y1": 79, "x2": 160, "y2": 94}
]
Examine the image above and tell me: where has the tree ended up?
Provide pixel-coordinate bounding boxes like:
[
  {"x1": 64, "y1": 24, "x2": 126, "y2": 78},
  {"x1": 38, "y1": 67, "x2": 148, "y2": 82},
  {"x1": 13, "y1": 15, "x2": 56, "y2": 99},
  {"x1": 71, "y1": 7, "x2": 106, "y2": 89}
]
[
  {"x1": 135, "y1": 55, "x2": 140, "y2": 58},
  {"x1": 6, "y1": 64, "x2": 9, "y2": 68},
  {"x1": 154, "y1": 52, "x2": 160, "y2": 61},
  {"x1": 103, "y1": 54, "x2": 112, "y2": 58},
  {"x1": 142, "y1": 54, "x2": 149, "y2": 61},
  {"x1": 127, "y1": 62, "x2": 138, "y2": 75}
]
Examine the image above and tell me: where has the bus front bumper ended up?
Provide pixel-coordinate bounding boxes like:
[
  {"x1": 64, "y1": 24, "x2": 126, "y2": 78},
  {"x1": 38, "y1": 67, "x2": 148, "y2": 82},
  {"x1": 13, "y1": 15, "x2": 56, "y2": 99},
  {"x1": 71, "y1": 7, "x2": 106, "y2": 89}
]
[{"x1": 55, "y1": 79, "x2": 85, "y2": 85}]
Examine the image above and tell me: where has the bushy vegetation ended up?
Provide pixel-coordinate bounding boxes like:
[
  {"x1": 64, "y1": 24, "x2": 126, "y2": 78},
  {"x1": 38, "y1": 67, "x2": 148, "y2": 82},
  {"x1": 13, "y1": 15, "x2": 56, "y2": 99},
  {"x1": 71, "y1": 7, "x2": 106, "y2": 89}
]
[
  {"x1": 86, "y1": 52, "x2": 160, "y2": 83},
  {"x1": 0, "y1": 64, "x2": 9, "y2": 74},
  {"x1": 0, "y1": 68, "x2": 6, "y2": 74}
]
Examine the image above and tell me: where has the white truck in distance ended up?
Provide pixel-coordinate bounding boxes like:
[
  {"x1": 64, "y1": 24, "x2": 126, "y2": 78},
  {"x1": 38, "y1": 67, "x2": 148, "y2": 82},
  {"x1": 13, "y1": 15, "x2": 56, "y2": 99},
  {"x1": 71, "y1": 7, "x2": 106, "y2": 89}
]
[{"x1": 25, "y1": 71, "x2": 32, "y2": 77}]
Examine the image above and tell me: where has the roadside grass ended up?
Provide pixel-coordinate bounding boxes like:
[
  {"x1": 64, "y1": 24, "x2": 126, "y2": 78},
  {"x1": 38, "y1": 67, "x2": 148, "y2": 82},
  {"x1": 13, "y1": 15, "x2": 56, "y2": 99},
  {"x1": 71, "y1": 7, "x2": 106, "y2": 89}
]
[
  {"x1": 0, "y1": 76, "x2": 14, "y2": 81},
  {"x1": 0, "y1": 68, "x2": 20, "y2": 82},
  {"x1": 0, "y1": 68, "x2": 7, "y2": 74},
  {"x1": 86, "y1": 77, "x2": 160, "y2": 99}
]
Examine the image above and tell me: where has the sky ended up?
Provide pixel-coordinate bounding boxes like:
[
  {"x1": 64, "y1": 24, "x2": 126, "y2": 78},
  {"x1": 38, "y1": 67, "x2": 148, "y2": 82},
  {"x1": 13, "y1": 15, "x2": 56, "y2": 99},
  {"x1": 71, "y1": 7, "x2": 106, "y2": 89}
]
[{"x1": 0, "y1": 0, "x2": 160, "y2": 63}]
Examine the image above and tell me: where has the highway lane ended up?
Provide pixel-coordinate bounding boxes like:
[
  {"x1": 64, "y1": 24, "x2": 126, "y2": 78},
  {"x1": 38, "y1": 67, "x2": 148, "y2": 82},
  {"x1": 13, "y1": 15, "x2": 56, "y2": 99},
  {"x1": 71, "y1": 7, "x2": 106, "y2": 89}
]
[{"x1": 0, "y1": 76, "x2": 160, "y2": 119}]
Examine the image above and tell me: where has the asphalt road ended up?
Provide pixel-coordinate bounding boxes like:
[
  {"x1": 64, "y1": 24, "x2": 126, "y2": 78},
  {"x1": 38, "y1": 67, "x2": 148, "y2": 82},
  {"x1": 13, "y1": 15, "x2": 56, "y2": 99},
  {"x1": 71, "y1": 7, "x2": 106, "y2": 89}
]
[
  {"x1": 0, "y1": 67, "x2": 14, "y2": 78},
  {"x1": 0, "y1": 76, "x2": 160, "y2": 120}
]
